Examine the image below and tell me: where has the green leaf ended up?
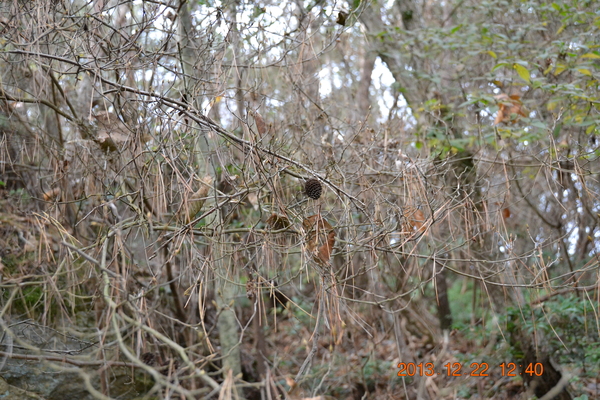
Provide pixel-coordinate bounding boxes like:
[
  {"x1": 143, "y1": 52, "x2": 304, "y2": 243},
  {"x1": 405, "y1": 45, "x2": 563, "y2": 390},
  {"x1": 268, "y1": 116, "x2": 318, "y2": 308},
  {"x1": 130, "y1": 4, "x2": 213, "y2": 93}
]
[
  {"x1": 577, "y1": 68, "x2": 592, "y2": 76},
  {"x1": 553, "y1": 123, "x2": 562, "y2": 138},
  {"x1": 492, "y1": 62, "x2": 509, "y2": 72},
  {"x1": 514, "y1": 64, "x2": 531, "y2": 83},
  {"x1": 448, "y1": 138, "x2": 468, "y2": 152},
  {"x1": 450, "y1": 24, "x2": 463, "y2": 34},
  {"x1": 530, "y1": 121, "x2": 547, "y2": 129},
  {"x1": 487, "y1": 50, "x2": 497, "y2": 59}
]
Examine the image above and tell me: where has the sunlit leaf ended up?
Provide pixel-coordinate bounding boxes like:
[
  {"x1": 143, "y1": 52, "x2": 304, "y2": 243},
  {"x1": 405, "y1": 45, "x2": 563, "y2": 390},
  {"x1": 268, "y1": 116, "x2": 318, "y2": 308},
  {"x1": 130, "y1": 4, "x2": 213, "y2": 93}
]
[
  {"x1": 581, "y1": 53, "x2": 600, "y2": 59},
  {"x1": 514, "y1": 64, "x2": 531, "y2": 83},
  {"x1": 577, "y1": 68, "x2": 592, "y2": 76},
  {"x1": 554, "y1": 63, "x2": 567, "y2": 76}
]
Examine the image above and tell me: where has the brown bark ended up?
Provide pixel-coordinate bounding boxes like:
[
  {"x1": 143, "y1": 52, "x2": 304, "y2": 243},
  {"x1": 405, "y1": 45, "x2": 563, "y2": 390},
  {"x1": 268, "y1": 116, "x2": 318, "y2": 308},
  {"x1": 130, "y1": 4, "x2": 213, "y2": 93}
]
[{"x1": 434, "y1": 266, "x2": 453, "y2": 331}]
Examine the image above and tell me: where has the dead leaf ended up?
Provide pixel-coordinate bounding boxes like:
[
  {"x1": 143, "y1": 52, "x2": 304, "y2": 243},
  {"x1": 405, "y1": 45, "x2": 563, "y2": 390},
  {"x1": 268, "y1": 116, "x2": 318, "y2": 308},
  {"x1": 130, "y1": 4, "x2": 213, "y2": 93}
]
[
  {"x1": 247, "y1": 192, "x2": 259, "y2": 210},
  {"x1": 303, "y1": 215, "x2": 332, "y2": 252},
  {"x1": 336, "y1": 11, "x2": 348, "y2": 26},
  {"x1": 254, "y1": 111, "x2": 266, "y2": 136},
  {"x1": 180, "y1": 176, "x2": 213, "y2": 223},
  {"x1": 302, "y1": 215, "x2": 335, "y2": 265},
  {"x1": 94, "y1": 112, "x2": 132, "y2": 151},
  {"x1": 266, "y1": 213, "x2": 290, "y2": 230},
  {"x1": 42, "y1": 187, "x2": 60, "y2": 202},
  {"x1": 317, "y1": 231, "x2": 336, "y2": 264},
  {"x1": 403, "y1": 206, "x2": 426, "y2": 234},
  {"x1": 502, "y1": 207, "x2": 511, "y2": 219},
  {"x1": 96, "y1": 131, "x2": 130, "y2": 152},
  {"x1": 494, "y1": 93, "x2": 526, "y2": 125},
  {"x1": 248, "y1": 109, "x2": 267, "y2": 137}
]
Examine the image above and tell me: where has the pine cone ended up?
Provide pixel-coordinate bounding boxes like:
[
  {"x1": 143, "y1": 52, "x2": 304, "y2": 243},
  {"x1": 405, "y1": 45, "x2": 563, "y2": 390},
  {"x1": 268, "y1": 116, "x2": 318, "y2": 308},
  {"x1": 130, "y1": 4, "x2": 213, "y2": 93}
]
[
  {"x1": 141, "y1": 352, "x2": 157, "y2": 366},
  {"x1": 304, "y1": 178, "x2": 322, "y2": 200}
]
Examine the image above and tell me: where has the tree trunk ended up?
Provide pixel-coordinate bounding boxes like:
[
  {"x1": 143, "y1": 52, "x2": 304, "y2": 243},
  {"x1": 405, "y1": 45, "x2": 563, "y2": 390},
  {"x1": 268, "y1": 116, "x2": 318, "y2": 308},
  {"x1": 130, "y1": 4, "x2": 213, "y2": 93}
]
[
  {"x1": 434, "y1": 266, "x2": 452, "y2": 331},
  {"x1": 178, "y1": 0, "x2": 242, "y2": 382}
]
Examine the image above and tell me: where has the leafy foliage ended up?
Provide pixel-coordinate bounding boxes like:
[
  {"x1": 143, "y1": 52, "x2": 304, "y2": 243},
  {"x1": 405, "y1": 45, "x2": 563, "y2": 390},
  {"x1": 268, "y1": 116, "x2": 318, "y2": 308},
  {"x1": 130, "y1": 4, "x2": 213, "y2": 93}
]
[{"x1": 506, "y1": 296, "x2": 600, "y2": 376}]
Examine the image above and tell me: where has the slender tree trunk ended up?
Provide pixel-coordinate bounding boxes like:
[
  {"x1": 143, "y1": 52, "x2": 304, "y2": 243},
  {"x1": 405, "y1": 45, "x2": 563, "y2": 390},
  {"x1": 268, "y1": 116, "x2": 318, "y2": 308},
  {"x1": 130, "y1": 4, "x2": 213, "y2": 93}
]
[
  {"x1": 178, "y1": 0, "x2": 242, "y2": 382},
  {"x1": 356, "y1": 52, "x2": 376, "y2": 121},
  {"x1": 434, "y1": 266, "x2": 452, "y2": 331}
]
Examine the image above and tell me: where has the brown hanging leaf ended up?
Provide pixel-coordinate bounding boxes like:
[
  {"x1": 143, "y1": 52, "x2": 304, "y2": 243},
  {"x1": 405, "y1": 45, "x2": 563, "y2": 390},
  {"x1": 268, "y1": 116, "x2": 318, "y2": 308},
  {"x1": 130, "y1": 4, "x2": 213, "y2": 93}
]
[
  {"x1": 303, "y1": 215, "x2": 332, "y2": 251},
  {"x1": 494, "y1": 202, "x2": 512, "y2": 220},
  {"x1": 248, "y1": 109, "x2": 267, "y2": 137},
  {"x1": 317, "y1": 231, "x2": 336, "y2": 264},
  {"x1": 42, "y1": 187, "x2": 60, "y2": 202},
  {"x1": 494, "y1": 93, "x2": 526, "y2": 125},
  {"x1": 336, "y1": 11, "x2": 348, "y2": 26},
  {"x1": 254, "y1": 111, "x2": 266, "y2": 136},
  {"x1": 403, "y1": 206, "x2": 426, "y2": 234},
  {"x1": 302, "y1": 215, "x2": 335, "y2": 265},
  {"x1": 247, "y1": 192, "x2": 259, "y2": 210},
  {"x1": 96, "y1": 131, "x2": 130, "y2": 152},
  {"x1": 180, "y1": 176, "x2": 213, "y2": 223},
  {"x1": 266, "y1": 213, "x2": 290, "y2": 230},
  {"x1": 94, "y1": 111, "x2": 131, "y2": 152}
]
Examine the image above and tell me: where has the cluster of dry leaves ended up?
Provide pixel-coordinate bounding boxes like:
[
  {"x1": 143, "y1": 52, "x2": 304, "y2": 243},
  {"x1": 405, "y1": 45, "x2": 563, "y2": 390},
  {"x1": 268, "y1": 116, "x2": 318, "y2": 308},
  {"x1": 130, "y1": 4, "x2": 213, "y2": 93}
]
[
  {"x1": 302, "y1": 214, "x2": 336, "y2": 266},
  {"x1": 494, "y1": 93, "x2": 526, "y2": 125}
]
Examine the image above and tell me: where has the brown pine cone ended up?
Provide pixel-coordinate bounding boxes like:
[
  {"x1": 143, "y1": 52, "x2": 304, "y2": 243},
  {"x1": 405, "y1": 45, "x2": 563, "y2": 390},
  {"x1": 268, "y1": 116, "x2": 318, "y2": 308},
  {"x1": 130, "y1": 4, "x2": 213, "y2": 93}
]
[
  {"x1": 304, "y1": 178, "x2": 322, "y2": 200},
  {"x1": 141, "y1": 352, "x2": 157, "y2": 366}
]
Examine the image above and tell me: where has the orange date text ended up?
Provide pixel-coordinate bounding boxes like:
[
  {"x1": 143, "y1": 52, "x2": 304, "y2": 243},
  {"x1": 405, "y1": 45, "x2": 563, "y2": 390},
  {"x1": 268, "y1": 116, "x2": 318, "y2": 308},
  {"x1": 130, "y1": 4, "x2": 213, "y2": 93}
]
[{"x1": 396, "y1": 362, "x2": 544, "y2": 377}]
